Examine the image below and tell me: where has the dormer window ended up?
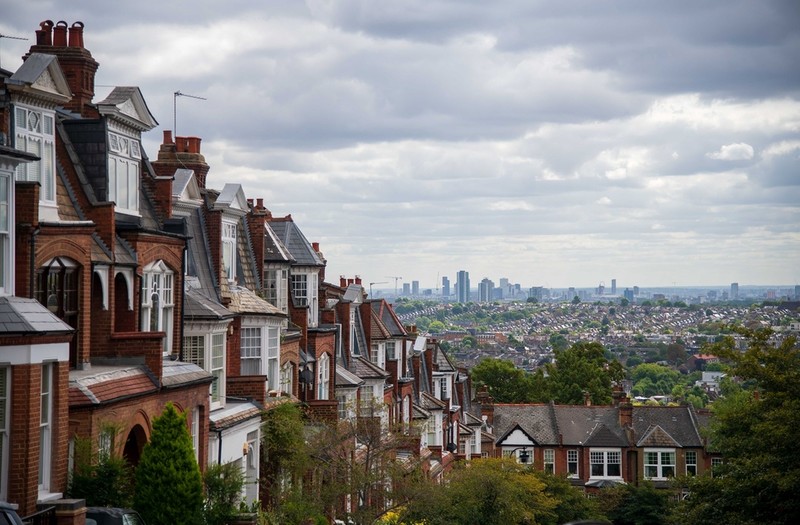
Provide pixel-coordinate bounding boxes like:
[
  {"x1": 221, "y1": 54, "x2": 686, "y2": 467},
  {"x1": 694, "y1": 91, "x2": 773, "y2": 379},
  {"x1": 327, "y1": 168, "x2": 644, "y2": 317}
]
[
  {"x1": 107, "y1": 131, "x2": 140, "y2": 214},
  {"x1": 14, "y1": 105, "x2": 56, "y2": 204},
  {"x1": 222, "y1": 221, "x2": 237, "y2": 281}
]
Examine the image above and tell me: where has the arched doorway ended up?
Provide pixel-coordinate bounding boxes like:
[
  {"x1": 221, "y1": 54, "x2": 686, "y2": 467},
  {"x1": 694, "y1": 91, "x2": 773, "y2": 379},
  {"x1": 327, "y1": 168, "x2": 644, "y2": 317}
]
[
  {"x1": 123, "y1": 424, "x2": 147, "y2": 467},
  {"x1": 114, "y1": 272, "x2": 134, "y2": 332}
]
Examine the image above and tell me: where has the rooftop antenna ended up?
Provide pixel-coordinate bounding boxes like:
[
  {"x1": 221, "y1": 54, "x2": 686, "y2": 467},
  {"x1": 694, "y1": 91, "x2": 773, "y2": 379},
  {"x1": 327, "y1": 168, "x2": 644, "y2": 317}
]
[
  {"x1": 0, "y1": 34, "x2": 28, "y2": 70},
  {"x1": 173, "y1": 91, "x2": 206, "y2": 137}
]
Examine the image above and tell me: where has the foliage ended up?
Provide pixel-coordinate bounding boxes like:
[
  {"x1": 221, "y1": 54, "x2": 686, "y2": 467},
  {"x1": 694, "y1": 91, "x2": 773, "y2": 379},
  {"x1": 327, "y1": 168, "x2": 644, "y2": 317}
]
[
  {"x1": 401, "y1": 459, "x2": 599, "y2": 525},
  {"x1": 261, "y1": 402, "x2": 309, "y2": 508},
  {"x1": 630, "y1": 363, "x2": 681, "y2": 397},
  {"x1": 68, "y1": 430, "x2": 134, "y2": 507},
  {"x1": 676, "y1": 327, "x2": 800, "y2": 525},
  {"x1": 596, "y1": 481, "x2": 672, "y2": 525},
  {"x1": 545, "y1": 342, "x2": 625, "y2": 405},
  {"x1": 428, "y1": 320, "x2": 446, "y2": 333},
  {"x1": 203, "y1": 462, "x2": 245, "y2": 525},
  {"x1": 471, "y1": 358, "x2": 546, "y2": 403},
  {"x1": 134, "y1": 403, "x2": 204, "y2": 525}
]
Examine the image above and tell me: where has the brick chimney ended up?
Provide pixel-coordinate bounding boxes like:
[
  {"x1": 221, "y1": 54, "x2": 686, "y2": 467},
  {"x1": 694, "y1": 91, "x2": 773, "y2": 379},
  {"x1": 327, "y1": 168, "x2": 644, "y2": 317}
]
[
  {"x1": 151, "y1": 131, "x2": 211, "y2": 188},
  {"x1": 26, "y1": 20, "x2": 99, "y2": 117}
]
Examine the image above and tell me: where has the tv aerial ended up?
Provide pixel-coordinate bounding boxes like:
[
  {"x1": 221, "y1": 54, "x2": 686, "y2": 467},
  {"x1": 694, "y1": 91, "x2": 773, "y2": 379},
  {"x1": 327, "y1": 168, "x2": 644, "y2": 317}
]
[
  {"x1": 0, "y1": 33, "x2": 28, "y2": 69},
  {"x1": 173, "y1": 91, "x2": 207, "y2": 137}
]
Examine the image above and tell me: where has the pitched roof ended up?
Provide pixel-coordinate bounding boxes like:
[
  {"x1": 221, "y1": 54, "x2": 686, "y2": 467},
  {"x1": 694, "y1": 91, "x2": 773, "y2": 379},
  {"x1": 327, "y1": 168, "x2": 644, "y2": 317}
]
[
  {"x1": 69, "y1": 365, "x2": 157, "y2": 407},
  {"x1": 6, "y1": 53, "x2": 71, "y2": 104},
  {"x1": 226, "y1": 285, "x2": 284, "y2": 316},
  {"x1": 0, "y1": 296, "x2": 74, "y2": 334},
  {"x1": 335, "y1": 364, "x2": 364, "y2": 388},
  {"x1": 554, "y1": 405, "x2": 629, "y2": 446},
  {"x1": 209, "y1": 400, "x2": 263, "y2": 431},
  {"x1": 184, "y1": 288, "x2": 234, "y2": 320},
  {"x1": 350, "y1": 356, "x2": 389, "y2": 380},
  {"x1": 268, "y1": 217, "x2": 324, "y2": 267},
  {"x1": 632, "y1": 406, "x2": 704, "y2": 447},
  {"x1": 370, "y1": 300, "x2": 407, "y2": 337},
  {"x1": 637, "y1": 424, "x2": 681, "y2": 448},
  {"x1": 96, "y1": 86, "x2": 158, "y2": 131},
  {"x1": 493, "y1": 404, "x2": 559, "y2": 445},
  {"x1": 263, "y1": 221, "x2": 294, "y2": 263}
]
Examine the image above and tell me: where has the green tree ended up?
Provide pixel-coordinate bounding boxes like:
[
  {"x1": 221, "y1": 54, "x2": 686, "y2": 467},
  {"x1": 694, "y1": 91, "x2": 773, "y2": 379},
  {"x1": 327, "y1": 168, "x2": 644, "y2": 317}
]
[
  {"x1": 548, "y1": 333, "x2": 569, "y2": 352},
  {"x1": 401, "y1": 459, "x2": 560, "y2": 525},
  {"x1": 203, "y1": 462, "x2": 245, "y2": 525},
  {"x1": 631, "y1": 363, "x2": 681, "y2": 397},
  {"x1": 68, "y1": 429, "x2": 134, "y2": 507},
  {"x1": 677, "y1": 327, "x2": 800, "y2": 524},
  {"x1": 546, "y1": 342, "x2": 624, "y2": 405},
  {"x1": 134, "y1": 403, "x2": 203, "y2": 525},
  {"x1": 471, "y1": 358, "x2": 543, "y2": 403},
  {"x1": 572, "y1": 295, "x2": 581, "y2": 304},
  {"x1": 428, "y1": 320, "x2": 446, "y2": 333},
  {"x1": 596, "y1": 481, "x2": 672, "y2": 525},
  {"x1": 261, "y1": 402, "x2": 309, "y2": 508}
]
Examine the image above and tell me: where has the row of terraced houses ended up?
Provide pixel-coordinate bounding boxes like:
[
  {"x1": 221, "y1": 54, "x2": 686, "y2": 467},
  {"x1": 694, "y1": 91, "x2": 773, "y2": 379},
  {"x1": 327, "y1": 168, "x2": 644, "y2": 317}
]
[{"x1": 1, "y1": 20, "x2": 719, "y2": 524}]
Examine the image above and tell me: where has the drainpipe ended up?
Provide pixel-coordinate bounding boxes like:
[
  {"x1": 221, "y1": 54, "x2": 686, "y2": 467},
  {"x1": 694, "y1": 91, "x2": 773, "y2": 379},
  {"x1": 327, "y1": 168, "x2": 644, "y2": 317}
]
[
  {"x1": 178, "y1": 242, "x2": 187, "y2": 361},
  {"x1": 217, "y1": 429, "x2": 223, "y2": 465}
]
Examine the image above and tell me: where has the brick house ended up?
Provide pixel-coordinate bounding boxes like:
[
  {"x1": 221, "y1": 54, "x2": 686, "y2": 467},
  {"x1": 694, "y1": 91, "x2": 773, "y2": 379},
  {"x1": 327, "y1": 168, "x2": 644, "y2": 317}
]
[{"x1": 1, "y1": 20, "x2": 212, "y2": 515}]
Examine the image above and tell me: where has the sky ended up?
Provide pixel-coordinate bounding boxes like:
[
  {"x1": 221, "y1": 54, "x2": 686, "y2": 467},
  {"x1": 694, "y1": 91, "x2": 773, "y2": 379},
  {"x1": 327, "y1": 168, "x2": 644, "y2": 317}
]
[{"x1": 2, "y1": 1, "x2": 799, "y2": 290}]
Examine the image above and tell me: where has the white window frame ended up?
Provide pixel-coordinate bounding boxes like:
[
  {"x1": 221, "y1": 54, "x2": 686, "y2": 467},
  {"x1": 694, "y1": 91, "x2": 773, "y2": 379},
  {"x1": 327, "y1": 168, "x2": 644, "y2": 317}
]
[
  {"x1": 15, "y1": 105, "x2": 56, "y2": 205},
  {"x1": 39, "y1": 363, "x2": 54, "y2": 495},
  {"x1": 544, "y1": 448, "x2": 555, "y2": 474},
  {"x1": 291, "y1": 273, "x2": 308, "y2": 306},
  {"x1": 222, "y1": 221, "x2": 237, "y2": 281},
  {"x1": 386, "y1": 341, "x2": 397, "y2": 361},
  {"x1": 266, "y1": 326, "x2": 279, "y2": 391},
  {"x1": 685, "y1": 450, "x2": 697, "y2": 476},
  {"x1": 589, "y1": 448, "x2": 622, "y2": 479},
  {"x1": 141, "y1": 260, "x2": 174, "y2": 355},
  {"x1": 184, "y1": 330, "x2": 227, "y2": 410},
  {"x1": 263, "y1": 267, "x2": 288, "y2": 313},
  {"x1": 0, "y1": 174, "x2": 12, "y2": 296},
  {"x1": 0, "y1": 366, "x2": 8, "y2": 500},
  {"x1": 290, "y1": 270, "x2": 319, "y2": 327},
  {"x1": 317, "y1": 353, "x2": 330, "y2": 400},
  {"x1": 240, "y1": 326, "x2": 263, "y2": 375},
  {"x1": 107, "y1": 131, "x2": 141, "y2": 214},
  {"x1": 567, "y1": 449, "x2": 579, "y2": 478},
  {"x1": 280, "y1": 361, "x2": 293, "y2": 395},
  {"x1": 711, "y1": 457, "x2": 723, "y2": 477},
  {"x1": 644, "y1": 448, "x2": 676, "y2": 480},
  {"x1": 191, "y1": 407, "x2": 200, "y2": 463}
]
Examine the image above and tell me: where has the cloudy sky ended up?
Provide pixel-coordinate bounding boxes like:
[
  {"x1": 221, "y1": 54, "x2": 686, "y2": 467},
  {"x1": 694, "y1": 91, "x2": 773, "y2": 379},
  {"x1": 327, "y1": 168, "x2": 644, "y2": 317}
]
[{"x1": 2, "y1": 1, "x2": 799, "y2": 290}]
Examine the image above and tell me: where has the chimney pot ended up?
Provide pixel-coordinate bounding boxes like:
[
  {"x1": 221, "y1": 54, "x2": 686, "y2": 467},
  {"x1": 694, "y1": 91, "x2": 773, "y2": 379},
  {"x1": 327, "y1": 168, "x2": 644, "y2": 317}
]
[
  {"x1": 256, "y1": 198, "x2": 263, "y2": 208},
  {"x1": 355, "y1": 276, "x2": 362, "y2": 285},
  {"x1": 68, "y1": 21, "x2": 85, "y2": 48},
  {"x1": 247, "y1": 198, "x2": 253, "y2": 206},
  {"x1": 187, "y1": 136, "x2": 201, "y2": 154},
  {"x1": 340, "y1": 276, "x2": 347, "y2": 288},
  {"x1": 36, "y1": 20, "x2": 54, "y2": 46},
  {"x1": 312, "y1": 242, "x2": 319, "y2": 251},
  {"x1": 163, "y1": 130, "x2": 174, "y2": 145},
  {"x1": 53, "y1": 21, "x2": 68, "y2": 47}
]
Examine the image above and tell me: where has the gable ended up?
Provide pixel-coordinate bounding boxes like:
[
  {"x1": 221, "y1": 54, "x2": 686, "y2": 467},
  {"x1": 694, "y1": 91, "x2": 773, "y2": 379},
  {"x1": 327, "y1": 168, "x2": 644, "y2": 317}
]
[
  {"x1": 7, "y1": 53, "x2": 72, "y2": 104},
  {"x1": 637, "y1": 424, "x2": 681, "y2": 448},
  {"x1": 172, "y1": 169, "x2": 202, "y2": 202},
  {"x1": 96, "y1": 86, "x2": 158, "y2": 131},
  {"x1": 584, "y1": 423, "x2": 628, "y2": 447},
  {"x1": 496, "y1": 424, "x2": 537, "y2": 447}
]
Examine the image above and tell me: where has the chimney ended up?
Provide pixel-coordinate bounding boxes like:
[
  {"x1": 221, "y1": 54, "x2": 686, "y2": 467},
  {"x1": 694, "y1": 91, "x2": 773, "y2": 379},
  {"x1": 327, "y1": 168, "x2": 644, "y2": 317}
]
[
  {"x1": 151, "y1": 132, "x2": 210, "y2": 188},
  {"x1": 340, "y1": 276, "x2": 347, "y2": 288},
  {"x1": 355, "y1": 276, "x2": 362, "y2": 285},
  {"x1": 312, "y1": 242, "x2": 319, "y2": 252},
  {"x1": 26, "y1": 20, "x2": 99, "y2": 117},
  {"x1": 583, "y1": 391, "x2": 591, "y2": 406}
]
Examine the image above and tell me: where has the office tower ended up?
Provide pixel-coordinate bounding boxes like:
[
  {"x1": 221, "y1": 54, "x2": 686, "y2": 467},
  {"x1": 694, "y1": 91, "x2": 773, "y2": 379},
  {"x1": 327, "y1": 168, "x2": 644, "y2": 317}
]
[
  {"x1": 442, "y1": 276, "x2": 450, "y2": 297},
  {"x1": 597, "y1": 283, "x2": 605, "y2": 296},
  {"x1": 402, "y1": 282, "x2": 411, "y2": 295},
  {"x1": 795, "y1": 285, "x2": 800, "y2": 301},
  {"x1": 568, "y1": 287, "x2": 576, "y2": 301},
  {"x1": 730, "y1": 282, "x2": 739, "y2": 300},
  {"x1": 456, "y1": 270, "x2": 470, "y2": 303},
  {"x1": 479, "y1": 278, "x2": 494, "y2": 303},
  {"x1": 624, "y1": 288, "x2": 634, "y2": 302},
  {"x1": 633, "y1": 286, "x2": 640, "y2": 296},
  {"x1": 611, "y1": 279, "x2": 617, "y2": 295},
  {"x1": 529, "y1": 286, "x2": 544, "y2": 302},
  {"x1": 412, "y1": 280, "x2": 420, "y2": 295}
]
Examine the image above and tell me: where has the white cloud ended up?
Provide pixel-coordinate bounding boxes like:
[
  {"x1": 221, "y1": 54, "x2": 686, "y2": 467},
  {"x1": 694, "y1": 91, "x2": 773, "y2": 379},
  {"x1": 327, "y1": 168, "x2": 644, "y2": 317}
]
[{"x1": 707, "y1": 143, "x2": 755, "y2": 161}]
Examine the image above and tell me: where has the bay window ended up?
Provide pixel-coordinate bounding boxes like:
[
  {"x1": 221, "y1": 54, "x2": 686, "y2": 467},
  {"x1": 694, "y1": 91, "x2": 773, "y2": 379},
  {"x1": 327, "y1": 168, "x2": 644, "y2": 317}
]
[
  {"x1": 317, "y1": 353, "x2": 330, "y2": 400},
  {"x1": 39, "y1": 363, "x2": 53, "y2": 494},
  {"x1": 644, "y1": 449, "x2": 676, "y2": 479},
  {"x1": 35, "y1": 257, "x2": 79, "y2": 367},
  {"x1": 240, "y1": 327, "x2": 262, "y2": 375},
  {"x1": 590, "y1": 448, "x2": 622, "y2": 478},
  {"x1": 15, "y1": 105, "x2": 56, "y2": 204},
  {"x1": 280, "y1": 362, "x2": 293, "y2": 395},
  {"x1": 184, "y1": 331, "x2": 227, "y2": 409},
  {"x1": 264, "y1": 268, "x2": 288, "y2": 313},
  {"x1": 107, "y1": 131, "x2": 140, "y2": 213}
]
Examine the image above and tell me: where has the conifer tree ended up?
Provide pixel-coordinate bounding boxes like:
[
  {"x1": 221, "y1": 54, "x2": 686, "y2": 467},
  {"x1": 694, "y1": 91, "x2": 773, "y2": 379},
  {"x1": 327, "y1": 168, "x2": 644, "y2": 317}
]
[{"x1": 134, "y1": 403, "x2": 203, "y2": 525}]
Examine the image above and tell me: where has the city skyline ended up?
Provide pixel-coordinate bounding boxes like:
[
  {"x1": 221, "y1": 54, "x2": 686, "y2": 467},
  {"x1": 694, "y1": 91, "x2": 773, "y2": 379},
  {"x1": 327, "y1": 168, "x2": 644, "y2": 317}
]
[{"x1": 1, "y1": 2, "x2": 797, "y2": 287}]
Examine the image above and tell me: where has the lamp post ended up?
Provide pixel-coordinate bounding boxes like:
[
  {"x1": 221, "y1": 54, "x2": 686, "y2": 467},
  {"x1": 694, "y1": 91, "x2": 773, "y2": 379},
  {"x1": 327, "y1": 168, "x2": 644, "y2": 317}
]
[{"x1": 505, "y1": 446, "x2": 531, "y2": 464}]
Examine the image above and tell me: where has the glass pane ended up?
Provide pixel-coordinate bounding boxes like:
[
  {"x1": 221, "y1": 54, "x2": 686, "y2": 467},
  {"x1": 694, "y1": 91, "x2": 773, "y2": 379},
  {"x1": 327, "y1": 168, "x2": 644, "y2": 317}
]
[{"x1": 607, "y1": 463, "x2": 621, "y2": 477}]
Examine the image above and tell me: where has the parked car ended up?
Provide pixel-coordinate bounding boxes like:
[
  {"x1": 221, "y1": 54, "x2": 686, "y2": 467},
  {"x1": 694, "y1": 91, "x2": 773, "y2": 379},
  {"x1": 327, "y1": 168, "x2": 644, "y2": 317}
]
[
  {"x1": 0, "y1": 502, "x2": 24, "y2": 525},
  {"x1": 85, "y1": 507, "x2": 146, "y2": 525}
]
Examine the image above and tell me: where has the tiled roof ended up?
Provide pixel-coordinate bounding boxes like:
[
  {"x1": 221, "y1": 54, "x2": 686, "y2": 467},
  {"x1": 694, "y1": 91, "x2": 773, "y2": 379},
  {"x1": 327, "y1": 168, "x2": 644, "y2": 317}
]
[
  {"x1": 370, "y1": 309, "x2": 391, "y2": 339},
  {"x1": 264, "y1": 222, "x2": 294, "y2": 263},
  {"x1": 336, "y1": 364, "x2": 364, "y2": 388},
  {"x1": 350, "y1": 356, "x2": 389, "y2": 380},
  {"x1": 493, "y1": 404, "x2": 559, "y2": 445},
  {"x1": 370, "y1": 300, "x2": 407, "y2": 337},
  {"x1": 632, "y1": 405, "x2": 704, "y2": 447},
  {"x1": 209, "y1": 400, "x2": 263, "y2": 431},
  {"x1": 0, "y1": 297, "x2": 74, "y2": 334},
  {"x1": 555, "y1": 405, "x2": 628, "y2": 446},
  {"x1": 184, "y1": 288, "x2": 234, "y2": 320},
  {"x1": 226, "y1": 286, "x2": 283, "y2": 316},
  {"x1": 69, "y1": 365, "x2": 157, "y2": 406},
  {"x1": 162, "y1": 359, "x2": 213, "y2": 388},
  {"x1": 637, "y1": 424, "x2": 680, "y2": 448},
  {"x1": 420, "y1": 391, "x2": 446, "y2": 410},
  {"x1": 268, "y1": 218, "x2": 324, "y2": 267}
]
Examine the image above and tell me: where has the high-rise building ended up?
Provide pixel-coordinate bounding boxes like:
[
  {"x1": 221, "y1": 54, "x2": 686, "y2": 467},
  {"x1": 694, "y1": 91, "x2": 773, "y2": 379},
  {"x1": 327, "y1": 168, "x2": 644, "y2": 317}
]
[
  {"x1": 402, "y1": 282, "x2": 411, "y2": 295},
  {"x1": 795, "y1": 285, "x2": 800, "y2": 301},
  {"x1": 479, "y1": 278, "x2": 494, "y2": 303},
  {"x1": 624, "y1": 288, "x2": 634, "y2": 302},
  {"x1": 611, "y1": 279, "x2": 617, "y2": 295},
  {"x1": 442, "y1": 276, "x2": 450, "y2": 297},
  {"x1": 456, "y1": 270, "x2": 470, "y2": 303},
  {"x1": 731, "y1": 282, "x2": 739, "y2": 300},
  {"x1": 412, "y1": 280, "x2": 420, "y2": 295},
  {"x1": 529, "y1": 286, "x2": 544, "y2": 302},
  {"x1": 633, "y1": 286, "x2": 640, "y2": 296}
]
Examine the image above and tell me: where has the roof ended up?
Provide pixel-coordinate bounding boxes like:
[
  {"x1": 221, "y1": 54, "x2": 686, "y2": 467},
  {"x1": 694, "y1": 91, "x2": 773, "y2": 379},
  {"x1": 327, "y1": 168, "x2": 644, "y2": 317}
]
[
  {"x1": 493, "y1": 404, "x2": 559, "y2": 445},
  {"x1": 349, "y1": 356, "x2": 390, "y2": 380},
  {"x1": 264, "y1": 221, "x2": 294, "y2": 263},
  {"x1": 209, "y1": 399, "x2": 263, "y2": 431},
  {"x1": 632, "y1": 405, "x2": 704, "y2": 447},
  {"x1": 268, "y1": 217, "x2": 324, "y2": 267},
  {"x1": 226, "y1": 285, "x2": 284, "y2": 316},
  {"x1": 6, "y1": 53, "x2": 72, "y2": 104},
  {"x1": 336, "y1": 364, "x2": 364, "y2": 388},
  {"x1": 371, "y1": 300, "x2": 407, "y2": 337},
  {"x1": 554, "y1": 405, "x2": 629, "y2": 447},
  {"x1": 0, "y1": 296, "x2": 74, "y2": 334},
  {"x1": 184, "y1": 288, "x2": 234, "y2": 320},
  {"x1": 162, "y1": 359, "x2": 213, "y2": 388},
  {"x1": 96, "y1": 86, "x2": 158, "y2": 131},
  {"x1": 69, "y1": 365, "x2": 157, "y2": 407}
]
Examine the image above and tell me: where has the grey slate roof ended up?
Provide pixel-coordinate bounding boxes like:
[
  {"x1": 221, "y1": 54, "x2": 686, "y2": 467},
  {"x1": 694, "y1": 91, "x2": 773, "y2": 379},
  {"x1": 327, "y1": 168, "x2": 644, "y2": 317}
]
[
  {"x1": 350, "y1": 356, "x2": 390, "y2": 380},
  {"x1": 370, "y1": 300, "x2": 407, "y2": 337},
  {"x1": 632, "y1": 406, "x2": 704, "y2": 447},
  {"x1": 0, "y1": 296, "x2": 74, "y2": 334},
  {"x1": 554, "y1": 405, "x2": 629, "y2": 446},
  {"x1": 493, "y1": 404, "x2": 560, "y2": 445},
  {"x1": 268, "y1": 218, "x2": 324, "y2": 267},
  {"x1": 264, "y1": 222, "x2": 294, "y2": 263},
  {"x1": 162, "y1": 359, "x2": 213, "y2": 388},
  {"x1": 184, "y1": 206, "x2": 220, "y2": 301},
  {"x1": 184, "y1": 288, "x2": 234, "y2": 320},
  {"x1": 336, "y1": 365, "x2": 364, "y2": 388}
]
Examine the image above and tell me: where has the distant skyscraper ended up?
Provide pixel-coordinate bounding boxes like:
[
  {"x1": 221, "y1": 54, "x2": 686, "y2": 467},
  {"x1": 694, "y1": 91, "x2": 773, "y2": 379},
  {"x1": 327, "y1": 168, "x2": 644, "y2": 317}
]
[
  {"x1": 479, "y1": 278, "x2": 494, "y2": 303},
  {"x1": 624, "y1": 288, "x2": 634, "y2": 302},
  {"x1": 795, "y1": 285, "x2": 800, "y2": 301},
  {"x1": 402, "y1": 282, "x2": 411, "y2": 295},
  {"x1": 529, "y1": 286, "x2": 544, "y2": 301},
  {"x1": 412, "y1": 280, "x2": 420, "y2": 295},
  {"x1": 633, "y1": 286, "x2": 640, "y2": 296},
  {"x1": 731, "y1": 282, "x2": 739, "y2": 300},
  {"x1": 442, "y1": 276, "x2": 450, "y2": 297},
  {"x1": 611, "y1": 279, "x2": 617, "y2": 295},
  {"x1": 456, "y1": 270, "x2": 470, "y2": 303}
]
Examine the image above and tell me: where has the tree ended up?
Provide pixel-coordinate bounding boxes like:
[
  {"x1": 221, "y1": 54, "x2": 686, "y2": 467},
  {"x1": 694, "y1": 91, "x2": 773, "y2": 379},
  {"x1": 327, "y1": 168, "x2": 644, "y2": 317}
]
[
  {"x1": 428, "y1": 320, "x2": 446, "y2": 333},
  {"x1": 571, "y1": 295, "x2": 581, "y2": 304},
  {"x1": 546, "y1": 342, "x2": 624, "y2": 405},
  {"x1": 203, "y1": 462, "x2": 245, "y2": 525},
  {"x1": 68, "y1": 428, "x2": 134, "y2": 507},
  {"x1": 677, "y1": 327, "x2": 800, "y2": 524},
  {"x1": 596, "y1": 481, "x2": 672, "y2": 525},
  {"x1": 471, "y1": 358, "x2": 544, "y2": 403},
  {"x1": 134, "y1": 403, "x2": 204, "y2": 525},
  {"x1": 261, "y1": 402, "x2": 309, "y2": 509}
]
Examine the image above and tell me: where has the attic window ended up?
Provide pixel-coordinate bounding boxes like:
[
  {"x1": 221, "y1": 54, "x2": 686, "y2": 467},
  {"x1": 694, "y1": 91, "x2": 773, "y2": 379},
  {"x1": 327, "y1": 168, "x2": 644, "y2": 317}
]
[
  {"x1": 107, "y1": 131, "x2": 140, "y2": 214},
  {"x1": 14, "y1": 105, "x2": 56, "y2": 204}
]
